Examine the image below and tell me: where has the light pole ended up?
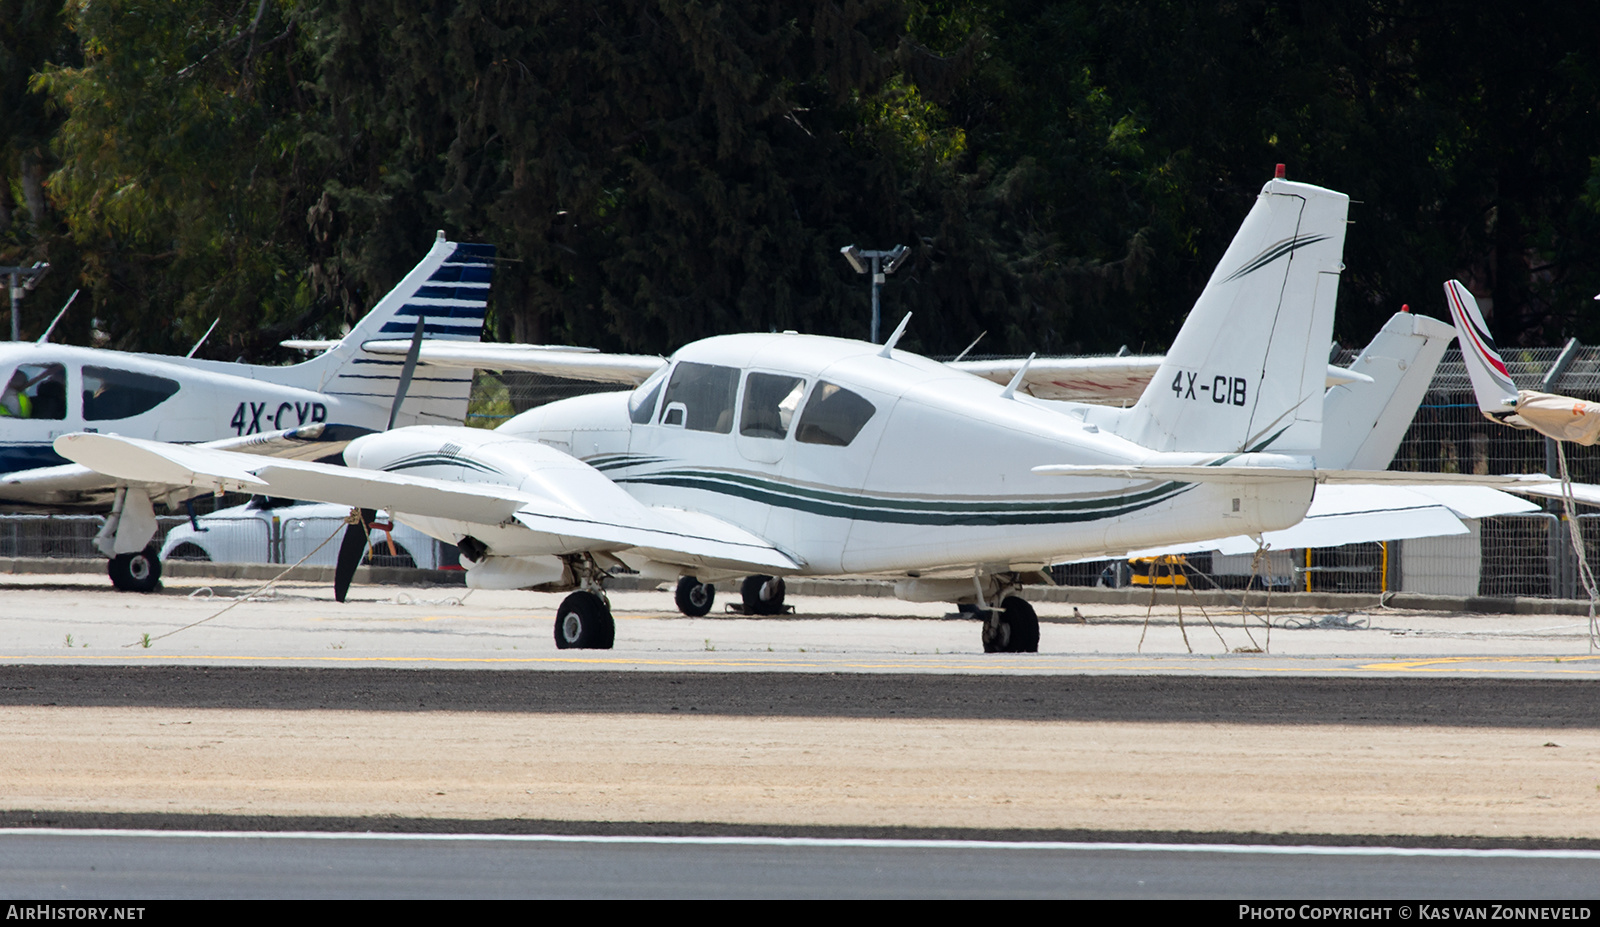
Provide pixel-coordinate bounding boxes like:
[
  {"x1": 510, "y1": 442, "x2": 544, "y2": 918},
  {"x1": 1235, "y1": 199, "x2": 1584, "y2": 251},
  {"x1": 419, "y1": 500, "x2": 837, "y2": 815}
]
[
  {"x1": 840, "y1": 244, "x2": 909, "y2": 343},
  {"x1": 2, "y1": 261, "x2": 49, "y2": 341}
]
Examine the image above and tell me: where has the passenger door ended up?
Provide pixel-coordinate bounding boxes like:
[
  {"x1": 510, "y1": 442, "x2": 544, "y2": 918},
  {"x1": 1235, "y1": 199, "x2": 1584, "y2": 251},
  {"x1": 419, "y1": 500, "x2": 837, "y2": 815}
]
[{"x1": 734, "y1": 371, "x2": 806, "y2": 465}]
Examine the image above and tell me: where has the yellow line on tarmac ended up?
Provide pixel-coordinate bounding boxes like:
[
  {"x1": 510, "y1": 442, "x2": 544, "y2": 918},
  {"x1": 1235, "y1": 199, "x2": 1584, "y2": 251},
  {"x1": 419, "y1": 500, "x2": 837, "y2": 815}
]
[{"x1": 1357, "y1": 655, "x2": 1600, "y2": 674}]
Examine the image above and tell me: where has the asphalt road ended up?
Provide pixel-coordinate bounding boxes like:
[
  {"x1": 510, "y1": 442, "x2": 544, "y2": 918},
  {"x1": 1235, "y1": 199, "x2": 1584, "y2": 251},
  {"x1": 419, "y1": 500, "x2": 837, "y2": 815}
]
[
  {"x1": 5, "y1": 831, "x2": 1600, "y2": 900},
  {"x1": 1, "y1": 664, "x2": 1597, "y2": 727}
]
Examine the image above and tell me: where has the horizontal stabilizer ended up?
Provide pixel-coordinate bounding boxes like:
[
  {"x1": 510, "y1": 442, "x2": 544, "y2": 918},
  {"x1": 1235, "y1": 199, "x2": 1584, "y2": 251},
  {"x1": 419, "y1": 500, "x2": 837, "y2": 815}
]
[
  {"x1": 1033, "y1": 462, "x2": 1560, "y2": 489},
  {"x1": 1119, "y1": 485, "x2": 1538, "y2": 558}
]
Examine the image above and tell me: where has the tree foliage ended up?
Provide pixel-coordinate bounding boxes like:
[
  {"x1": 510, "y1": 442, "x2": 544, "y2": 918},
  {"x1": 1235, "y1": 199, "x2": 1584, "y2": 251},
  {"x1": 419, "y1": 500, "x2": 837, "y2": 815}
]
[
  {"x1": 35, "y1": 0, "x2": 319, "y2": 356},
  {"x1": 1, "y1": 0, "x2": 1596, "y2": 358}
]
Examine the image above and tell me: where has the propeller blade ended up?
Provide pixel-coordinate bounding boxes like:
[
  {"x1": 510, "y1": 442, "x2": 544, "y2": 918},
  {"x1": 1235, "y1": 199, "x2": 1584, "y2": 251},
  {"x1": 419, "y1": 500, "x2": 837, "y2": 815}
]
[
  {"x1": 333, "y1": 508, "x2": 376, "y2": 603},
  {"x1": 387, "y1": 313, "x2": 426, "y2": 431}
]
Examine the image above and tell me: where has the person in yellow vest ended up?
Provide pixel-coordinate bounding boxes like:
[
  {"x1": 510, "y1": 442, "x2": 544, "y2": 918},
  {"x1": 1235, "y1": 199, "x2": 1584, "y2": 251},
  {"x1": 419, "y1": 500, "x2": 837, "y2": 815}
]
[{"x1": 0, "y1": 370, "x2": 33, "y2": 418}]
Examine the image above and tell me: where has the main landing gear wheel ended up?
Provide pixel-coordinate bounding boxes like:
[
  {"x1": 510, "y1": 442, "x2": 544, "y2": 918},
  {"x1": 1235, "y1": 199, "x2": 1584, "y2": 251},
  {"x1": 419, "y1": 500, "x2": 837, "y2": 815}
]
[
  {"x1": 740, "y1": 575, "x2": 787, "y2": 616},
  {"x1": 554, "y1": 591, "x2": 615, "y2": 650},
  {"x1": 108, "y1": 551, "x2": 161, "y2": 593},
  {"x1": 675, "y1": 576, "x2": 716, "y2": 617},
  {"x1": 981, "y1": 596, "x2": 1039, "y2": 653}
]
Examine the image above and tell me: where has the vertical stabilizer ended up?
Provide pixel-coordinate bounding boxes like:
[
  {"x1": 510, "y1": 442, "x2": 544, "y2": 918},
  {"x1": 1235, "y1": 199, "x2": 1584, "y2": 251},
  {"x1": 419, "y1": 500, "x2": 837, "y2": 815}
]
[
  {"x1": 1113, "y1": 178, "x2": 1349, "y2": 453},
  {"x1": 281, "y1": 234, "x2": 494, "y2": 426},
  {"x1": 1320, "y1": 311, "x2": 1454, "y2": 469},
  {"x1": 1443, "y1": 279, "x2": 1518, "y2": 416}
]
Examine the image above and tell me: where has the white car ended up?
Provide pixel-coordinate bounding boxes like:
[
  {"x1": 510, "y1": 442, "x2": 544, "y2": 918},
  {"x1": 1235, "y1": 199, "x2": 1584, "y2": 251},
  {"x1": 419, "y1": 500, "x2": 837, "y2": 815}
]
[{"x1": 161, "y1": 496, "x2": 457, "y2": 570}]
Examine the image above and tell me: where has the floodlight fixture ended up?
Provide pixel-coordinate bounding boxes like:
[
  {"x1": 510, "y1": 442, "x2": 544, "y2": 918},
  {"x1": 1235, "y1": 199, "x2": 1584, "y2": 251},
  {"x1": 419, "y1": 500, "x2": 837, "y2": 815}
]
[
  {"x1": 839, "y1": 243, "x2": 911, "y2": 343},
  {"x1": 3, "y1": 260, "x2": 49, "y2": 342}
]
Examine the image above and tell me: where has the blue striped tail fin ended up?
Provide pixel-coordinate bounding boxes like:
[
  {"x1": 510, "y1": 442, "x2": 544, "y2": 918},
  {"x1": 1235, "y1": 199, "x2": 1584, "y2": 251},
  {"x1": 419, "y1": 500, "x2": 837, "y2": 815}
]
[{"x1": 299, "y1": 234, "x2": 494, "y2": 426}]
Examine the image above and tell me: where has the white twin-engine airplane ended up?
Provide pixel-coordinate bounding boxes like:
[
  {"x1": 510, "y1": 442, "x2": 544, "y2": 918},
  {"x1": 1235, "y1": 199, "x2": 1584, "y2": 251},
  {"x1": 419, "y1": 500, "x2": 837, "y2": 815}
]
[
  {"x1": 0, "y1": 233, "x2": 495, "y2": 590},
  {"x1": 54, "y1": 176, "x2": 1573, "y2": 651}
]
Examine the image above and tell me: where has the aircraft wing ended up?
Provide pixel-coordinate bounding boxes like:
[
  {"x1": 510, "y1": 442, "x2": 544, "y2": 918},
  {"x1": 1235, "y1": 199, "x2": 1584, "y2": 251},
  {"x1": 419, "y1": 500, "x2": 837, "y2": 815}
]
[
  {"x1": 953, "y1": 357, "x2": 1373, "y2": 404},
  {"x1": 950, "y1": 356, "x2": 1162, "y2": 403},
  {"x1": 359, "y1": 340, "x2": 665, "y2": 386},
  {"x1": 54, "y1": 432, "x2": 799, "y2": 574},
  {"x1": 0, "y1": 424, "x2": 375, "y2": 510}
]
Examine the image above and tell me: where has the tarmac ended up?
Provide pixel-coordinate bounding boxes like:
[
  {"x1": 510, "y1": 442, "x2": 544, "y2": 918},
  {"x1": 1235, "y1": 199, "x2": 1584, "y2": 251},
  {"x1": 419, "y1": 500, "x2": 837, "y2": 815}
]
[
  {"x1": 3, "y1": 565, "x2": 1599, "y2": 678},
  {"x1": 4, "y1": 563, "x2": 1599, "y2": 848}
]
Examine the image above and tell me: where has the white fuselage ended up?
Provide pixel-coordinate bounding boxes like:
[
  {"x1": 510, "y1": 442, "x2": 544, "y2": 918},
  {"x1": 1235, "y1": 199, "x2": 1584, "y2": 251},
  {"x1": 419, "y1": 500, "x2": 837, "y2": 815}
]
[
  {"x1": 359, "y1": 332, "x2": 1315, "y2": 579},
  {"x1": 0, "y1": 342, "x2": 387, "y2": 503}
]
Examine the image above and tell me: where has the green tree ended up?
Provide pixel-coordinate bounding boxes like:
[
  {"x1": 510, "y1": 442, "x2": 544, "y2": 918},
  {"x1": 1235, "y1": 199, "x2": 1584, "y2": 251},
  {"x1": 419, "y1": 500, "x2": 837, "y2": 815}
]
[
  {"x1": 0, "y1": 0, "x2": 82, "y2": 338},
  {"x1": 38, "y1": 0, "x2": 325, "y2": 356},
  {"x1": 295, "y1": 0, "x2": 934, "y2": 353}
]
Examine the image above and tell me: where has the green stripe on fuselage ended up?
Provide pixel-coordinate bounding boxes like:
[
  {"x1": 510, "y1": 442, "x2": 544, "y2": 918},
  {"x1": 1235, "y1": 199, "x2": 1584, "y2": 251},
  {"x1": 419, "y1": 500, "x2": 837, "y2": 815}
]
[{"x1": 613, "y1": 469, "x2": 1194, "y2": 527}]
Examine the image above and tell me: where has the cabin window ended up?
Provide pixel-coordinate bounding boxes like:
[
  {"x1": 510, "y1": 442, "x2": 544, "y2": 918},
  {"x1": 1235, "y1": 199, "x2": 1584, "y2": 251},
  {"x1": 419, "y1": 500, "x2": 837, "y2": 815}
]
[
  {"x1": 740, "y1": 373, "x2": 806, "y2": 440},
  {"x1": 82, "y1": 366, "x2": 180, "y2": 421},
  {"x1": 628, "y1": 366, "x2": 667, "y2": 425},
  {"x1": 0, "y1": 363, "x2": 67, "y2": 420},
  {"x1": 795, "y1": 381, "x2": 876, "y2": 447},
  {"x1": 659, "y1": 361, "x2": 738, "y2": 433}
]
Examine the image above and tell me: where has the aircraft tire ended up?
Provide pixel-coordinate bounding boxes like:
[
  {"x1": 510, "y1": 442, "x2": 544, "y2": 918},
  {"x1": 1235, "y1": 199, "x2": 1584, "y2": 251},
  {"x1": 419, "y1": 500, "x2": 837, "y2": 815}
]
[
  {"x1": 982, "y1": 596, "x2": 1039, "y2": 653},
  {"x1": 554, "y1": 591, "x2": 614, "y2": 649},
  {"x1": 675, "y1": 576, "x2": 715, "y2": 617},
  {"x1": 740, "y1": 575, "x2": 786, "y2": 616},
  {"x1": 108, "y1": 551, "x2": 162, "y2": 594},
  {"x1": 999, "y1": 596, "x2": 1039, "y2": 653}
]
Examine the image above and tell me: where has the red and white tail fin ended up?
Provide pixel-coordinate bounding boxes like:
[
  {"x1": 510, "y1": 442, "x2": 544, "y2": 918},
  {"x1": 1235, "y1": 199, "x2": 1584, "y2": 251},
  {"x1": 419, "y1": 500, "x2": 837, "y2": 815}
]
[{"x1": 1443, "y1": 279, "x2": 1518, "y2": 416}]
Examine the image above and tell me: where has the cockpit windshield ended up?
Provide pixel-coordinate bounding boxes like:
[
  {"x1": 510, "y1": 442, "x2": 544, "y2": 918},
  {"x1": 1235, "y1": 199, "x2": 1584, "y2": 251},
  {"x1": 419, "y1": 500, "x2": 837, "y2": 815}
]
[
  {"x1": 659, "y1": 361, "x2": 739, "y2": 432},
  {"x1": 628, "y1": 365, "x2": 667, "y2": 425}
]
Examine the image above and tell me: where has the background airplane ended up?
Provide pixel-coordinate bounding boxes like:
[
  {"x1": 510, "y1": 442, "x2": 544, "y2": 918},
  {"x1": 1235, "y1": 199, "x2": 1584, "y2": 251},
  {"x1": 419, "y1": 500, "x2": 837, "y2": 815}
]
[
  {"x1": 58, "y1": 173, "x2": 1580, "y2": 655},
  {"x1": 1446, "y1": 278, "x2": 1600, "y2": 449},
  {"x1": 0, "y1": 232, "x2": 494, "y2": 589}
]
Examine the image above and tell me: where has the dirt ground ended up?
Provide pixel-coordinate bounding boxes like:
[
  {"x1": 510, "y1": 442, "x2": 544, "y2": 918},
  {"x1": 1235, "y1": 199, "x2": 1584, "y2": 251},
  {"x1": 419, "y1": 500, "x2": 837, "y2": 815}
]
[{"x1": 4, "y1": 706, "x2": 1596, "y2": 839}]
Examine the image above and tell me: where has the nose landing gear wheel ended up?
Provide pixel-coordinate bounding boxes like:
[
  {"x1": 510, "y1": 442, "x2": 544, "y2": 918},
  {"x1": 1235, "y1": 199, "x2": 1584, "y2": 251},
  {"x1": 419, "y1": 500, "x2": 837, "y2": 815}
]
[
  {"x1": 981, "y1": 596, "x2": 1039, "y2": 653},
  {"x1": 740, "y1": 575, "x2": 787, "y2": 616},
  {"x1": 554, "y1": 591, "x2": 615, "y2": 649},
  {"x1": 108, "y1": 551, "x2": 162, "y2": 593},
  {"x1": 675, "y1": 576, "x2": 716, "y2": 617}
]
